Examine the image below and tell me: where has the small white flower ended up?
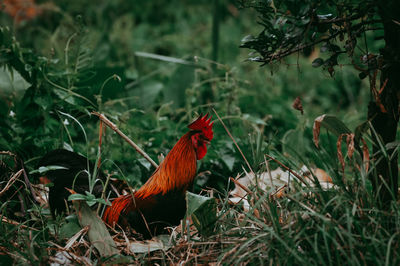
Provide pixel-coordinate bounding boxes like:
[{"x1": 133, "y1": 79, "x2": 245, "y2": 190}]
[
  {"x1": 63, "y1": 119, "x2": 69, "y2": 125},
  {"x1": 9, "y1": 110, "x2": 15, "y2": 117}
]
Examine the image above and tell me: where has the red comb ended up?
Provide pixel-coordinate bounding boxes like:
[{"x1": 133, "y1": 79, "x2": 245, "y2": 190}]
[{"x1": 188, "y1": 113, "x2": 214, "y2": 140}]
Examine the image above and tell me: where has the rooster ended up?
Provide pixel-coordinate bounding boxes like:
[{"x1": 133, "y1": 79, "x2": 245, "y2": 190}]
[
  {"x1": 103, "y1": 114, "x2": 214, "y2": 238},
  {"x1": 38, "y1": 114, "x2": 213, "y2": 238},
  {"x1": 37, "y1": 149, "x2": 108, "y2": 217}
]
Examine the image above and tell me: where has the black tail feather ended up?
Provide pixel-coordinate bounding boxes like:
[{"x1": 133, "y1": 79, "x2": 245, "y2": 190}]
[{"x1": 37, "y1": 149, "x2": 107, "y2": 217}]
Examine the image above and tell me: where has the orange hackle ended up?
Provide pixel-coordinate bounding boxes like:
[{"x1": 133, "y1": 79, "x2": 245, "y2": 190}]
[{"x1": 103, "y1": 194, "x2": 132, "y2": 226}]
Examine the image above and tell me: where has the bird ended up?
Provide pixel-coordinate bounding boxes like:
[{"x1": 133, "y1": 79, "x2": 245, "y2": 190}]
[
  {"x1": 37, "y1": 114, "x2": 214, "y2": 238},
  {"x1": 36, "y1": 149, "x2": 108, "y2": 217},
  {"x1": 102, "y1": 113, "x2": 214, "y2": 238}
]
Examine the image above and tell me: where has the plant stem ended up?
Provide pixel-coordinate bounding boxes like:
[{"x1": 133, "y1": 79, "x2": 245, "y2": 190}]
[{"x1": 91, "y1": 112, "x2": 159, "y2": 169}]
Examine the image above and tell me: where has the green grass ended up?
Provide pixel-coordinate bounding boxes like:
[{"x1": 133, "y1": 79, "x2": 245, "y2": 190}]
[{"x1": 0, "y1": 0, "x2": 399, "y2": 264}]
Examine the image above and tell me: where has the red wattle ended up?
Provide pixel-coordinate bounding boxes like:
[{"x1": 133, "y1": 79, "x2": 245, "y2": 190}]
[{"x1": 196, "y1": 144, "x2": 207, "y2": 160}]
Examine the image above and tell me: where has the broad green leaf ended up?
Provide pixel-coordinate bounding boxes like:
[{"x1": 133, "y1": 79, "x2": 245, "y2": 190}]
[
  {"x1": 186, "y1": 192, "x2": 217, "y2": 236},
  {"x1": 68, "y1": 193, "x2": 87, "y2": 201},
  {"x1": 133, "y1": 80, "x2": 163, "y2": 108},
  {"x1": 166, "y1": 65, "x2": 194, "y2": 107},
  {"x1": 63, "y1": 142, "x2": 74, "y2": 151},
  {"x1": 241, "y1": 35, "x2": 256, "y2": 43},
  {"x1": 317, "y1": 13, "x2": 333, "y2": 20},
  {"x1": 221, "y1": 154, "x2": 235, "y2": 171},
  {"x1": 128, "y1": 235, "x2": 172, "y2": 253},
  {"x1": 282, "y1": 128, "x2": 305, "y2": 156},
  {"x1": 312, "y1": 58, "x2": 324, "y2": 68},
  {"x1": 29, "y1": 165, "x2": 68, "y2": 174},
  {"x1": 354, "y1": 121, "x2": 369, "y2": 142},
  {"x1": 86, "y1": 200, "x2": 97, "y2": 207},
  {"x1": 33, "y1": 95, "x2": 52, "y2": 111},
  {"x1": 53, "y1": 89, "x2": 78, "y2": 106},
  {"x1": 73, "y1": 200, "x2": 119, "y2": 257},
  {"x1": 84, "y1": 191, "x2": 96, "y2": 200},
  {"x1": 242, "y1": 114, "x2": 267, "y2": 125},
  {"x1": 60, "y1": 220, "x2": 81, "y2": 239},
  {"x1": 0, "y1": 68, "x2": 30, "y2": 92},
  {"x1": 138, "y1": 157, "x2": 152, "y2": 171},
  {"x1": 135, "y1": 51, "x2": 194, "y2": 66},
  {"x1": 87, "y1": 197, "x2": 111, "y2": 207}
]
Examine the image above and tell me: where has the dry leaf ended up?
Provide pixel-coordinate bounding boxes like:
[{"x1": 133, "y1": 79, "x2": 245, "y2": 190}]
[
  {"x1": 312, "y1": 168, "x2": 332, "y2": 183},
  {"x1": 337, "y1": 134, "x2": 346, "y2": 172},
  {"x1": 292, "y1": 96, "x2": 304, "y2": 115},
  {"x1": 346, "y1": 133, "x2": 355, "y2": 159},
  {"x1": 272, "y1": 185, "x2": 287, "y2": 199},
  {"x1": 362, "y1": 138, "x2": 370, "y2": 173},
  {"x1": 375, "y1": 78, "x2": 388, "y2": 113},
  {"x1": 313, "y1": 114, "x2": 326, "y2": 148},
  {"x1": 230, "y1": 166, "x2": 334, "y2": 210}
]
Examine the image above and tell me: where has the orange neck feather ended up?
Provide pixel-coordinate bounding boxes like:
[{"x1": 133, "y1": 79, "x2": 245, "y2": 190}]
[{"x1": 135, "y1": 132, "x2": 197, "y2": 199}]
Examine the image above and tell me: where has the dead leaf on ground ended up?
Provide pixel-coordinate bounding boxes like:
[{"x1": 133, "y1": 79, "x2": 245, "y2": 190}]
[{"x1": 229, "y1": 166, "x2": 334, "y2": 211}]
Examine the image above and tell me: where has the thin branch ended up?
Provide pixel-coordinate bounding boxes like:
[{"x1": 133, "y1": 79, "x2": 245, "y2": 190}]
[
  {"x1": 259, "y1": 19, "x2": 382, "y2": 64},
  {"x1": 91, "y1": 112, "x2": 159, "y2": 169},
  {"x1": 0, "y1": 151, "x2": 17, "y2": 157},
  {"x1": 230, "y1": 177, "x2": 252, "y2": 195},
  {"x1": 21, "y1": 165, "x2": 39, "y2": 203},
  {"x1": 212, "y1": 108, "x2": 254, "y2": 174},
  {"x1": 0, "y1": 169, "x2": 22, "y2": 196},
  {"x1": 0, "y1": 151, "x2": 38, "y2": 202},
  {"x1": 1, "y1": 216, "x2": 39, "y2": 231},
  {"x1": 314, "y1": 14, "x2": 364, "y2": 24}
]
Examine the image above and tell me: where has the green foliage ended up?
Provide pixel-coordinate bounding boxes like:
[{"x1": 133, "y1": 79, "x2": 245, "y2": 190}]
[
  {"x1": 1, "y1": 0, "x2": 396, "y2": 264},
  {"x1": 239, "y1": 0, "x2": 400, "y2": 206},
  {"x1": 239, "y1": 0, "x2": 384, "y2": 76},
  {"x1": 186, "y1": 191, "x2": 217, "y2": 236},
  {"x1": 213, "y1": 137, "x2": 400, "y2": 265}
]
